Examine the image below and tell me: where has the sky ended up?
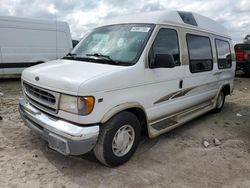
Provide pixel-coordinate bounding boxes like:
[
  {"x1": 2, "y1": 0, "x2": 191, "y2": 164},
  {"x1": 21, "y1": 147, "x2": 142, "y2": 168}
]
[{"x1": 0, "y1": 0, "x2": 249, "y2": 43}]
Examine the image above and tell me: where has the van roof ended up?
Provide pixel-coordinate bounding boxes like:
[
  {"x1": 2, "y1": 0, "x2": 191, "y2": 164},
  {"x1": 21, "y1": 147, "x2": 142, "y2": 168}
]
[
  {"x1": 0, "y1": 16, "x2": 69, "y2": 32},
  {"x1": 0, "y1": 16, "x2": 67, "y2": 26},
  {"x1": 102, "y1": 10, "x2": 230, "y2": 38}
]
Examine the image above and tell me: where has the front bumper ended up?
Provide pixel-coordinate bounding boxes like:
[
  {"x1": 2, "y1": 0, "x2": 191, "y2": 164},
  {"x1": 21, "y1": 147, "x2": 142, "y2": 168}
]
[{"x1": 19, "y1": 97, "x2": 99, "y2": 155}]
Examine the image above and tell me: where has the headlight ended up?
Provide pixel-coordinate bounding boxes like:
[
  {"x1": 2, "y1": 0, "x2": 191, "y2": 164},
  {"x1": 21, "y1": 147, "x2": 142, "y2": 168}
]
[
  {"x1": 77, "y1": 96, "x2": 95, "y2": 115},
  {"x1": 59, "y1": 94, "x2": 95, "y2": 115}
]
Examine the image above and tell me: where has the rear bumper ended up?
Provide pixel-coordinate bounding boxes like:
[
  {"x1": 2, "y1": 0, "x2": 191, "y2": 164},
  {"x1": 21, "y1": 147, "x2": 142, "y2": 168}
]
[{"x1": 19, "y1": 97, "x2": 99, "y2": 155}]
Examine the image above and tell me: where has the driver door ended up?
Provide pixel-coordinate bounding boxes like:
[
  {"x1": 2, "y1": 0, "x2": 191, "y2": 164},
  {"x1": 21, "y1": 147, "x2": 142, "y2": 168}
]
[{"x1": 144, "y1": 27, "x2": 185, "y2": 124}]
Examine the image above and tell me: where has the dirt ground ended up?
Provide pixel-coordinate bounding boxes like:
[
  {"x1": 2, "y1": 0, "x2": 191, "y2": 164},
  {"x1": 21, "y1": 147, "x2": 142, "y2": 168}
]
[{"x1": 1, "y1": 73, "x2": 250, "y2": 188}]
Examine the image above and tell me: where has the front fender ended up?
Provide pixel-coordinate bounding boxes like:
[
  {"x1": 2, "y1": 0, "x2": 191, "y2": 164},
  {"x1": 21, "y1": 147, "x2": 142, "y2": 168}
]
[{"x1": 101, "y1": 102, "x2": 146, "y2": 123}]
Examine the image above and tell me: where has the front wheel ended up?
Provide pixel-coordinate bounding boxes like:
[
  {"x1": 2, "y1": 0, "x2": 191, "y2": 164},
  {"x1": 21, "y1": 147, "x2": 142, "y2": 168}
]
[
  {"x1": 213, "y1": 90, "x2": 225, "y2": 113},
  {"x1": 94, "y1": 111, "x2": 141, "y2": 167}
]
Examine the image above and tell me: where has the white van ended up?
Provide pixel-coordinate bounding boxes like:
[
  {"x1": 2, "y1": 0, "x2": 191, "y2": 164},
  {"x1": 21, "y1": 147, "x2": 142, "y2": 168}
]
[
  {"x1": 0, "y1": 16, "x2": 72, "y2": 76},
  {"x1": 19, "y1": 11, "x2": 235, "y2": 167}
]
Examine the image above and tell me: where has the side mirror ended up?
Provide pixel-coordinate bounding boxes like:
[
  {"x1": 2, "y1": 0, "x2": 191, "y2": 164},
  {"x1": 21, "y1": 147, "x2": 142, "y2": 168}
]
[{"x1": 150, "y1": 54, "x2": 175, "y2": 68}]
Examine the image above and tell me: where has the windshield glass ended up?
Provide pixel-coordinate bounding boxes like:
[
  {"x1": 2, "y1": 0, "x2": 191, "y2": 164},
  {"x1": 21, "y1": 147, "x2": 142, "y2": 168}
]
[
  {"x1": 69, "y1": 24, "x2": 154, "y2": 65},
  {"x1": 235, "y1": 44, "x2": 250, "y2": 53}
]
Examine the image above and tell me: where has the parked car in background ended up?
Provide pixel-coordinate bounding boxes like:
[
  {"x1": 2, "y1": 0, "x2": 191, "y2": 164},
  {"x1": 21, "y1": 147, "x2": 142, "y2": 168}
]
[
  {"x1": 0, "y1": 16, "x2": 72, "y2": 76},
  {"x1": 234, "y1": 43, "x2": 250, "y2": 76},
  {"x1": 19, "y1": 10, "x2": 235, "y2": 167}
]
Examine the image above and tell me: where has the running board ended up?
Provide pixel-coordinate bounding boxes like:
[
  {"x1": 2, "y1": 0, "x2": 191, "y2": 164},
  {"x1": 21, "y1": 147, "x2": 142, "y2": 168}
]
[
  {"x1": 149, "y1": 101, "x2": 214, "y2": 138},
  {"x1": 151, "y1": 118, "x2": 178, "y2": 131}
]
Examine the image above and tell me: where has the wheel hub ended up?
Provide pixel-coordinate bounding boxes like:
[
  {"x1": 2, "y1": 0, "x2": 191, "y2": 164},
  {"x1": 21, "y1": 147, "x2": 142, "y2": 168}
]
[
  {"x1": 112, "y1": 124, "x2": 135, "y2": 157},
  {"x1": 217, "y1": 92, "x2": 224, "y2": 108}
]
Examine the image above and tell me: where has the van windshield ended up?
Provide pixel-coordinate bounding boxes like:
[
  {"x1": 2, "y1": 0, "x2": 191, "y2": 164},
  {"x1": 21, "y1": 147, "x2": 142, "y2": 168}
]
[{"x1": 67, "y1": 24, "x2": 154, "y2": 66}]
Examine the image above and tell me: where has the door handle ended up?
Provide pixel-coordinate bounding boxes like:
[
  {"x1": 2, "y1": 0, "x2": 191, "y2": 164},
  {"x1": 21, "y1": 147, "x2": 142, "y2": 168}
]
[{"x1": 179, "y1": 80, "x2": 183, "y2": 89}]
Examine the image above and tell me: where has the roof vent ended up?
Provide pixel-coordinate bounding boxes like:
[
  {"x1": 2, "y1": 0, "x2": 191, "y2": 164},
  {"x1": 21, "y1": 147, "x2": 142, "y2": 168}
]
[{"x1": 178, "y1": 11, "x2": 198, "y2": 26}]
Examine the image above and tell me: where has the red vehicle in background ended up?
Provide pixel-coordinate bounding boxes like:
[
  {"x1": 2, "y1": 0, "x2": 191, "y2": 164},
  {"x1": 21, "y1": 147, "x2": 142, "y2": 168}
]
[{"x1": 235, "y1": 43, "x2": 250, "y2": 76}]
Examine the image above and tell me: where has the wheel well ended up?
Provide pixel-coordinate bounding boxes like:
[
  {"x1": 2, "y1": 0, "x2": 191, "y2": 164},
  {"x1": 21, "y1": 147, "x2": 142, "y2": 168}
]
[
  {"x1": 125, "y1": 108, "x2": 148, "y2": 136},
  {"x1": 222, "y1": 85, "x2": 231, "y2": 96}
]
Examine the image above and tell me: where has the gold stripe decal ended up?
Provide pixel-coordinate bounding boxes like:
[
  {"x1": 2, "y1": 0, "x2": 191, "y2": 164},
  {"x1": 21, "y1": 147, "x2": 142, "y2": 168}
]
[{"x1": 154, "y1": 86, "x2": 197, "y2": 104}]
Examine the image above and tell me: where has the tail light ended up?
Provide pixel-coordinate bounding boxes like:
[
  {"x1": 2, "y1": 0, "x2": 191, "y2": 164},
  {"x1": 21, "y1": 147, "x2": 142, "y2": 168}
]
[{"x1": 236, "y1": 51, "x2": 248, "y2": 62}]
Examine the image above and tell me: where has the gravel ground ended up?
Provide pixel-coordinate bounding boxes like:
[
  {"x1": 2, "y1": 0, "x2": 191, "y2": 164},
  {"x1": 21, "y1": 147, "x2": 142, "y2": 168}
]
[{"x1": 0, "y1": 73, "x2": 250, "y2": 188}]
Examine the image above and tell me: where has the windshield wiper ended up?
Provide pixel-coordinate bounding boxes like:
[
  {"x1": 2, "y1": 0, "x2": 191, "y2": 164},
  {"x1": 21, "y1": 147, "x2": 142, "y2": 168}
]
[
  {"x1": 86, "y1": 53, "x2": 119, "y2": 65},
  {"x1": 62, "y1": 52, "x2": 77, "y2": 60},
  {"x1": 66, "y1": 52, "x2": 77, "y2": 57}
]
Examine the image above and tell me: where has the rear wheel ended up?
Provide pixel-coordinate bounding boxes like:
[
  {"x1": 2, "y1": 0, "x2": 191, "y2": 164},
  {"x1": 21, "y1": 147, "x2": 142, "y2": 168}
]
[
  {"x1": 213, "y1": 90, "x2": 225, "y2": 113},
  {"x1": 94, "y1": 111, "x2": 141, "y2": 167}
]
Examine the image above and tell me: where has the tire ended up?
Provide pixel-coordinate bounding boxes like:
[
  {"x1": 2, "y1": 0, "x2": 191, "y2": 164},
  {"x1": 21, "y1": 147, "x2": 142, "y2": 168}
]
[
  {"x1": 213, "y1": 90, "x2": 225, "y2": 113},
  {"x1": 94, "y1": 111, "x2": 141, "y2": 167}
]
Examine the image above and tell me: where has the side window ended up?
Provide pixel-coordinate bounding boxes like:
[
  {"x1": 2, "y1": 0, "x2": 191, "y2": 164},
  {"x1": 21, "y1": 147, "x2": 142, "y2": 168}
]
[
  {"x1": 149, "y1": 28, "x2": 180, "y2": 66},
  {"x1": 186, "y1": 34, "x2": 213, "y2": 73},
  {"x1": 215, "y1": 39, "x2": 232, "y2": 69}
]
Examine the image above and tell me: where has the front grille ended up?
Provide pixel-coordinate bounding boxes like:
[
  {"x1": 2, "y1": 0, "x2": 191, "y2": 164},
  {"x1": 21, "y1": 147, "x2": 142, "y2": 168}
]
[
  {"x1": 24, "y1": 83, "x2": 56, "y2": 104},
  {"x1": 23, "y1": 82, "x2": 60, "y2": 113}
]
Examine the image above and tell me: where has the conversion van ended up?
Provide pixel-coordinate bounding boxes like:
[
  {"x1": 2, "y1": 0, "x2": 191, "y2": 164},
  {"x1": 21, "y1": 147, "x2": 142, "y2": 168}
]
[
  {"x1": 0, "y1": 16, "x2": 72, "y2": 76},
  {"x1": 19, "y1": 11, "x2": 235, "y2": 167}
]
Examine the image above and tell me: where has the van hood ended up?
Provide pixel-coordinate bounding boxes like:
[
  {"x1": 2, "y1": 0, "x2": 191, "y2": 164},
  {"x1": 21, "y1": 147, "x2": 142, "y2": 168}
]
[{"x1": 22, "y1": 59, "x2": 126, "y2": 94}]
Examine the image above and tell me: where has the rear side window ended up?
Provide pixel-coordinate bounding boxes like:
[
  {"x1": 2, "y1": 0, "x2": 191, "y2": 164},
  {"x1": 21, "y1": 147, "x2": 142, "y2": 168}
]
[
  {"x1": 186, "y1": 34, "x2": 213, "y2": 73},
  {"x1": 150, "y1": 28, "x2": 180, "y2": 66},
  {"x1": 215, "y1": 39, "x2": 232, "y2": 69}
]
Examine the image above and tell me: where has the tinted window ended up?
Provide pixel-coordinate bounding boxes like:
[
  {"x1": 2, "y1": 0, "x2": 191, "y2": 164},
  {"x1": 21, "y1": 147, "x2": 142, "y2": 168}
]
[
  {"x1": 150, "y1": 28, "x2": 180, "y2": 66},
  {"x1": 186, "y1": 34, "x2": 213, "y2": 73},
  {"x1": 234, "y1": 44, "x2": 250, "y2": 52},
  {"x1": 215, "y1": 39, "x2": 232, "y2": 69}
]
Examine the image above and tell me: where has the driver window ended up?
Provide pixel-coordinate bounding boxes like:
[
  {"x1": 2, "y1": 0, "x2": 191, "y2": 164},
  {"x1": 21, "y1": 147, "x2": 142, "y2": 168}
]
[{"x1": 149, "y1": 28, "x2": 180, "y2": 66}]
